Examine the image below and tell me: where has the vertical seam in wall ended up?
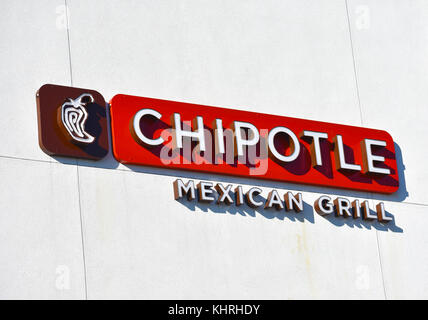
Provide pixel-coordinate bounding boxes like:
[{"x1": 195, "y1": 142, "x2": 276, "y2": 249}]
[
  {"x1": 345, "y1": 0, "x2": 387, "y2": 300},
  {"x1": 375, "y1": 220, "x2": 388, "y2": 300},
  {"x1": 65, "y1": 0, "x2": 88, "y2": 299},
  {"x1": 345, "y1": 0, "x2": 364, "y2": 126},
  {"x1": 76, "y1": 164, "x2": 88, "y2": 300},
  {"x1": 76, "y1": 163, "x2": 88, "y2": 299},
  {"x1": 65, "y1": 0, "x2": 73, "y2": 86},
  {"x1": 369, "y1": 194, "x2": 388, "y2": 299}
]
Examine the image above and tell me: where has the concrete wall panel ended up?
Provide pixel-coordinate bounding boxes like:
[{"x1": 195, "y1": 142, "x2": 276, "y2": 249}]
[
  {"x1": 0, "y1": 158, "x2": 85, "y2": 299},
  {"x1": 348, "y1": 0, "x2": 428, "y2": 205},
  {"x1": 78, "y1": 166, "x2": 385, "y2": 299},
  {"x1": 0, "y1": 0, "x2": 71, "y2": 162}
]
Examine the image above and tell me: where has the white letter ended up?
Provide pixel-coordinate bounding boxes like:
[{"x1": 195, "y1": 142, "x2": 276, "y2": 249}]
[
  {"x1": 131, "y1": 108, "x2": 164, "y2": 146},
  {"x1": 334, "y1": 197, "x2": 352, "y2": 217},
  {"x1": 361, "y1": 139, "x2": 391, "y2": 175},
  {"x1": 233, "y1": 121, "x2": 259, "y2": 157},
  {"x1": 197, "y1": 181, "x2": 215, "y2": 203},
  {"x1": 235, "y1": 185, "x2": 244, "y2": 206},
  {"x1": 264, "y1": 190, "x2": 284, "y2": 210},
  {"x1": 173, "y1": 113, "x2": 206, "y2": 152},
  {"x1": 268, "y1": 127, "x2": 300, "y2": 162},
  {"x1": 246, "y1": 187, "x2": 263, "y2": 208},
  {"x1": 214, "y1": 119, "x2": 225, "y2": 155},
  {"x1": 362, "y1": 200, "x2": 377, "y2": 220},
  {"x1": 173, "y1": 179, "x2": 196, "y2": 200},
  {"x1": 215, "y1": 183, "x2": 234, "y2": 205},
  {"x1": 333, "y1": 135, "x2": 361, "y2": 171},
  {"x1": 352, "y1": 200, "x2": 362, "y2": 219},
  {"x1": 301, "y1": 130, "x2": 328, "y2": 166},
  {"x1": 376, "y1": 202, "x2": 392, "y2": 223},
  {"x1": 285, "y1": 192, "x2": 303, "y2": 212},
  {"x1": 314, "y1": 196, "x2": 334, "y2": 216}
]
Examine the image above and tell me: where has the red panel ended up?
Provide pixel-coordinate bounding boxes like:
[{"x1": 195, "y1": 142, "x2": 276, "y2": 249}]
[{"x1": 110, "y1": 94, "x2": 399, "y2": 194}]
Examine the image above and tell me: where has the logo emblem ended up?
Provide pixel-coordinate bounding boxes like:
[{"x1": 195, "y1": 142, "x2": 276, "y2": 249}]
[
  {"x1": 36, "y1": 84, "x2": 108, "y2": 160},
  {"x1": 59, "y1": 93, "x2": 95, "y2": 144}
]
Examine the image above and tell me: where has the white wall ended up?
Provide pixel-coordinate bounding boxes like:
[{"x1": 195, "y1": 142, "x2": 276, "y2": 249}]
[{"x1": 0, "y1": 0, "x2": 427, "y2": 299}]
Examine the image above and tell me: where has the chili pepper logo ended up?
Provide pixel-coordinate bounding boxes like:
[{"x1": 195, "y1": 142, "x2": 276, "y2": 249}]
[{"x1": 59, "y1": 93, "x2": 95, "y2": 144}]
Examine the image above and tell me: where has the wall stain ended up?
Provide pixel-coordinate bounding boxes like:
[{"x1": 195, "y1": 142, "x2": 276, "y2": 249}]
[{"x1": 297, "y1": 223, "x2": 316, "y2": 298}]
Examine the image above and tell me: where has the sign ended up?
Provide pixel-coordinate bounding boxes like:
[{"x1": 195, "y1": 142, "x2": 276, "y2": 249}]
[
  {"x1": 36, "y1": 84, "x2": 108, "y2": 160},
  {"x1": 110, "y1": 94, "x2": 398, "y2": 194},
  {"x1": 173, "y1": 178, "x2": 392, "y2": 223},
  {"x1": 36, "y1": 84, "x2": 399, "y2": 194}
]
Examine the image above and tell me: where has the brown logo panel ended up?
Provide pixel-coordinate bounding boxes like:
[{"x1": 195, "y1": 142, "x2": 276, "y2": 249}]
[{"x1": 36, "y1": 84, "x2": 108, "y2": 160}]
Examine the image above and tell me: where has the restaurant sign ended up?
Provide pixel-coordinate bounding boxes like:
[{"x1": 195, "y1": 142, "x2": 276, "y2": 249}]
[{"x1": 36, "y1": 84, "x2": 398, "y2": 195}]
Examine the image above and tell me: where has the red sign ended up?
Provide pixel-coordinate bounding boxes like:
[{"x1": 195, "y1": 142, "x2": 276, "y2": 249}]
[{"x1": 110, "y1": 94, "x2": 398, "y2": 194}]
